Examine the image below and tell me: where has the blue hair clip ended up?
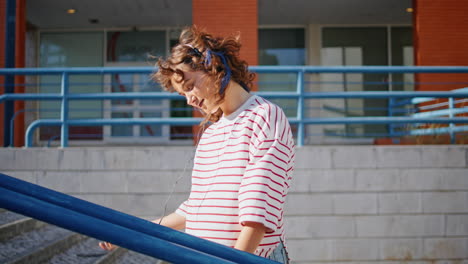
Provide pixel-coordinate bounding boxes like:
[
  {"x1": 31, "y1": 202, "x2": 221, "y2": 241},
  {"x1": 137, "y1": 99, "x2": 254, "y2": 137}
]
[{"x1": 205, "y1": 49, "x2": 231, "y2": 94}]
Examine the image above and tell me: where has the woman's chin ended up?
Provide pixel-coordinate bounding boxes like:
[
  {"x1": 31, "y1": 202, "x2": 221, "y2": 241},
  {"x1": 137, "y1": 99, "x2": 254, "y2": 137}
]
[{"x1": 209, "y1": 107, "x2": 220, "y2": 114}]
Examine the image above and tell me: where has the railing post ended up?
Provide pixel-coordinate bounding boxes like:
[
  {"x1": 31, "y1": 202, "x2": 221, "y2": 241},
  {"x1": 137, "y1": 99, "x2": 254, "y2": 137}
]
[
  {"x1": 448, "y1": 97, "x2": 455, "y2": 144},
  {"x1": 25, "y1": 123, "x2": 35, "y2": 147},
  {"x1": 2, "y1": 0, "x2": 17, "y2": 147},
  {"x1": 297, "y1": 70, "x2": 305, "y2": 146},
  {"x1": 60, "y1": 72, "x2": 69, "y2": 147},
  {"x1": 10, "y1": 109, "x2": 27, "y2": 147},
  {"x1": 388, "y1": 98, "x2": 394, "y2": 137}
]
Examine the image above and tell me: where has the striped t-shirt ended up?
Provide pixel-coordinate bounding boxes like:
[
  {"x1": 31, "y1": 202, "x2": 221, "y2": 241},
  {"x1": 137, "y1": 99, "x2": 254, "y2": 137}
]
[{"x1": 175, "y1": 95, "x2": 295, "y2": 258}]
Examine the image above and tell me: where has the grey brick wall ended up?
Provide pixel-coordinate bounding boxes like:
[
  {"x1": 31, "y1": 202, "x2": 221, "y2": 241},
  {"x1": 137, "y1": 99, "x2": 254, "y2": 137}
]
[{"x1": 1, "y1": 146, "x2": 467, "y2": 264}]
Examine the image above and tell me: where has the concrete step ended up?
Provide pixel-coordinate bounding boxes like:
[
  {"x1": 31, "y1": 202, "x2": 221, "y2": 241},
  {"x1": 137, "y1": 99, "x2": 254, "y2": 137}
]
[
  {"x1": 0, "y1": 210, "x2": 168, "y2": 264},
  {"x1": 93, "y1": 247, "x2": 127, "y2": 264},
  {"x1": 113, "y1": 249, "x2": 165, "y2": 264},
  {"x1": 0, "y1": 219, "x2": 84, "y2": 264},
  {"x1": 0, "y1": 210, "x2": 27, "y2": 227},
  {"x1": 0, "y1": 211, "x2": 47, "y2": 242},
  {"x1": 47, "y1": 236, "x2": 125, "y2": 264},
  {"x1": 47, "y1": 236, "x2": 168, "y2": 264}
]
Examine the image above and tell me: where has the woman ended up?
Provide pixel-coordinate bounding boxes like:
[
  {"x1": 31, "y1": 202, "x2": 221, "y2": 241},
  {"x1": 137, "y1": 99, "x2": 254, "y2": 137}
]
[{"x1": 100, "y1": 26, "x2": 295, "y2": 263}]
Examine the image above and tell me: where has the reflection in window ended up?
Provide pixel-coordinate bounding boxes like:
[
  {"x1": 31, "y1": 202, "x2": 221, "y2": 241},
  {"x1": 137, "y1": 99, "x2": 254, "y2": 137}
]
[
  {"x1": 258, "y1": 28, "x2": 305, "y2": 118},
  {"x1": 259, "y1": 28, "x2": 305, "y2": 66},
  {"x1": 111, "y1": 112, "x2": 133, "y2": 137},
  {"x1": 39, "y1": 32, "x2": 104, "y2": 141},
  {"x1": 320, "y1": 26, "x2": 413, "y2": 140},
  {"x1": 107, "y1": 31, "x2": 166, "y2": 62}
]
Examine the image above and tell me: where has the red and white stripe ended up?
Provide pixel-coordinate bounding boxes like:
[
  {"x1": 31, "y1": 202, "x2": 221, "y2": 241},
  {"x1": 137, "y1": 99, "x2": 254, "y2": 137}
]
[{"x1": 176, "y1": 95, "x2": 295, "y2": 258}]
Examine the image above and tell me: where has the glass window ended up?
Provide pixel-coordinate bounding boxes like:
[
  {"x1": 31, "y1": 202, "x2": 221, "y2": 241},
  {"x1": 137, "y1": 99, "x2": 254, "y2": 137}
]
[
  {"x1": 40, "y1": 32, "x2": 104, "y2": 67},
  {"x1": 320, "y1": 27, "x2": 413, "y2": 139},
  {"x1": 259, "y1": 28, "x2": 305, "y2": 66},
  {"x1": 322, "y1": 27, "x2": 388, "y2": 137},
  {"x1": 391, "y1": 27, "x2": 413, "y2": 91},
  {"x1": 258, "y1": 28, "x2": 305, "y2": 118},
  {"x1": 104, "y1": 71, "x2": 169, "y2": 141},
  {"x1": 39, "y1": 32, "x2": 104, "y2": 141},
  {"x1": 107, "y1": 31, "x2": 166, "y2": 62}
]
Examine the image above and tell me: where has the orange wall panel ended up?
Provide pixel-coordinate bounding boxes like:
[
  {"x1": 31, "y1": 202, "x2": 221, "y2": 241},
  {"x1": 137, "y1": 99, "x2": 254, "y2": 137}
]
[
  {"x1": 192, "y1": 0, "x2": 258, "y2": 67},
  {"x1": 414, "y1": 0, "x2": 468, "y2": 91},
  {"x1": 191, "y1": 0, "x2": 259, "y2": 141},
  {"x1": 14, "y1": 0, "x2": 25, "y2": 147},
  {"x1": 0, "y1": 0, "x2": 26, "y2": 147}
]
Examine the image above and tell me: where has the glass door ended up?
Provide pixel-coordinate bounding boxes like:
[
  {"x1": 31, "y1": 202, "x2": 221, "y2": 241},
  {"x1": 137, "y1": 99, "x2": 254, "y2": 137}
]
[
  {"x1": 103, "y1": 62, "x2": 170, "y2": 144},
  {"x1": 322, "y1": 27, "x2": 389, "y2": 139},
  {"x1": 321, "y1": 46, "x2": 365, "y2": 139}
]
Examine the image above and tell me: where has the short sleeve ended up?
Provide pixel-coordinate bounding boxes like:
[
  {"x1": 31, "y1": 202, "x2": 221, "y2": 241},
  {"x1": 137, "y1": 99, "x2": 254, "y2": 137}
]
[
  {"x1": 175, "y1": 200, "x2": 189, "y2": 218},
  {"x1": 238, "y1": 136, "x2": 292, "y2": 232}
]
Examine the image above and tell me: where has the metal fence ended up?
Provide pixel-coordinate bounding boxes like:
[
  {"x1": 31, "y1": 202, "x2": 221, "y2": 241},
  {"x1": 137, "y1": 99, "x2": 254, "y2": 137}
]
[
  {"x1": 388, "y1": 87, "x2": 468, "y2": 143},
  {"x1": 1, "y1": 66, "x2": 468, "y2": 147}
]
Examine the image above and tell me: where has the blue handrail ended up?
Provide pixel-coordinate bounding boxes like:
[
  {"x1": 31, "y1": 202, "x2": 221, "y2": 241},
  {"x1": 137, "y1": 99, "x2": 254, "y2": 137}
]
[
  {"x1": 1, "y1": 66, "x2": 468, "y2": 147},
  {"x1": 0, "y1": 173, "x2": 279, "y2": 264},
  {"x1": 388, "y1": 87, "x2": 468, "y2": 142}
]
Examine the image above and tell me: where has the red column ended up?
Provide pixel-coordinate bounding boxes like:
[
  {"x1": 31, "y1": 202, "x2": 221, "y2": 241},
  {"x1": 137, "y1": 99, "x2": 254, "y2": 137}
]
[
  {"x1": 412, "y1": 0, "x2": 468, "y2": 144},
  {"x1": 192, "y1": 0, "x2": 258, "y2": 68},
  {"x1": 191, "y1": 0, "x2": 258, "y2": 142},
  {"x1": 0, "y1": 0, "x2": 26, "y2": 147},
  {"x1": 0, "y1": 0, "x2": 6, "y2": 146},
  {"x1": 414, "y1": 0, "x2": 468, "y2": 91},
  {"x1": 14, "y1": 0, "x2": 25, "y2": 147}
]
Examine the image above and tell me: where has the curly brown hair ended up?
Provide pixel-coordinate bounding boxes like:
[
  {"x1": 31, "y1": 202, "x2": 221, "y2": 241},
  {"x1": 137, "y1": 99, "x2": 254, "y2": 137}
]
[{"x1": 152, "y1": 26, "x2": 255, "y2": 124}]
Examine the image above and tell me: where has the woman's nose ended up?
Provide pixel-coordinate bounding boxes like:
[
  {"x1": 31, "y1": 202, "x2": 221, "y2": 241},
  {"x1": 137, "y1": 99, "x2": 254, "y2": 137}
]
[{"x1": 186, "y1": 95, "x2": 197, "y2": 107}]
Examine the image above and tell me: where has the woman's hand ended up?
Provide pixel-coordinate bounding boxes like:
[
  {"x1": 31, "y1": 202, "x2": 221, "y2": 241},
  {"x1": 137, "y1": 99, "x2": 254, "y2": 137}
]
[
  {"x1": 97, "y1": 212, "x2": 186, "y2": 251},
  {"x1": 99, "y1": 241, "x2": 117, "y2": 251}
]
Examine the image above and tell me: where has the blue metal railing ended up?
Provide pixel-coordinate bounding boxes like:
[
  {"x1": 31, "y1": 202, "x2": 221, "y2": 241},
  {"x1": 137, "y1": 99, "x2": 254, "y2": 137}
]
[
  {"x1": 0, "y1": 173, "x2": 279, "y2": 264},
  {"x1": 389, "y1": 87, "x2": 468, "y2": 143},
  {"x1": 1, "y1": 66, "x2": 468, "y2": 147}
]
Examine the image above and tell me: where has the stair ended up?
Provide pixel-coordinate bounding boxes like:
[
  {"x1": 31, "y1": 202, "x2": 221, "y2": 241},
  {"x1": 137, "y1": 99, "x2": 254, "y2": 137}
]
[
  {"x1": 47, "y1": 237, "x2": 124, "y2": 264},
  {"x1": 114, "y1": 249, "x2": 162, "y2": 264},
  {"x1": 0, "y1": 210, "x2": 168, "y2": 264},
  {"x1": 0, "y1": 210, "x2": 46, "y2": 242}
]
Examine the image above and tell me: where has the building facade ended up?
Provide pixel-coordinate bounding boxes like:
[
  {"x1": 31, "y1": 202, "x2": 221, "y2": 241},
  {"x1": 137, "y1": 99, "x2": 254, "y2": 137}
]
[{"x1": 1, "y1": 0, "x2": 468, "y2": 146}]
